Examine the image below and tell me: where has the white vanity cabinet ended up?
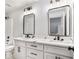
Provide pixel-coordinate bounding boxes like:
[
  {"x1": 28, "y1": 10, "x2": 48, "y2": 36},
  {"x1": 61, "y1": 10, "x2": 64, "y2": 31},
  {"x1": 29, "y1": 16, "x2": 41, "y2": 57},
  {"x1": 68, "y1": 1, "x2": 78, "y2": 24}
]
[
  {"x1": 26, "y1": 42, "x2": 43, "y2": 59},
  {"x1": 44, "y1": 53, "x2": 72, "y2": 59},
  {"x1": 14, "y1": 38, "x2": 73, "y2": 59},
  {"x1": 14, "y1": 40, "x2": 26, "y2": 59},
  {"x1": 44, "y1": 45, "x2": 73, "y2": 59}
]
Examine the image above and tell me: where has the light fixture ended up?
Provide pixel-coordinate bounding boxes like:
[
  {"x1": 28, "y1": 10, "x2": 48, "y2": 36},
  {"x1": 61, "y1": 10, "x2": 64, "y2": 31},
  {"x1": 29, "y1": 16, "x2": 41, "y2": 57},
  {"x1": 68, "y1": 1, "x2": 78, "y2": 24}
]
[{"x1": 24, "y1": 6, "x2": 32, "y2": 12}]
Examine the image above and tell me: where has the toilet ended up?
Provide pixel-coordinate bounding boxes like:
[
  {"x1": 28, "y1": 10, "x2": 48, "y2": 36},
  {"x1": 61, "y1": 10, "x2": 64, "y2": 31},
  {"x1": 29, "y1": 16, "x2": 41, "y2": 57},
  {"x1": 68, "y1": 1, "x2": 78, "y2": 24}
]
[{"x1": 5, "y1": 45, "x2": 14, "y2": 59}]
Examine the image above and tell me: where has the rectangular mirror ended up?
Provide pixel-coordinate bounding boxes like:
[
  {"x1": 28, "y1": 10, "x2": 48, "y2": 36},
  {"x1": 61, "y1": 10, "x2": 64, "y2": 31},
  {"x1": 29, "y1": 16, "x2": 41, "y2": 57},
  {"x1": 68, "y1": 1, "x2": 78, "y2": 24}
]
[
  {"x1": 23, "y1": 13, "x2": 35, "y2": 35},
  {"x1": 48, "y1": 6, "x2": 70, "y2": 36}
]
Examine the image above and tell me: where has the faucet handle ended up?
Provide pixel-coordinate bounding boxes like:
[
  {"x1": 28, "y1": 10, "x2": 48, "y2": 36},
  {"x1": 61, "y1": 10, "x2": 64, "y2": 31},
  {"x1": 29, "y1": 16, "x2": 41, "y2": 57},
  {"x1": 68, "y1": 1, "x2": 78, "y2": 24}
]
[
  {"x1": 32, "y1": 35, "x2": 35, "y2": 38},
  {"x1": 57, "y1": 36, "x2": 60, "y2": 40},
  {"x1": 60, "y1": 38, "x2": 64, "y2": 41},
  {"x1": 54, "y1": 36, "x2": 56, "y2": 40}
]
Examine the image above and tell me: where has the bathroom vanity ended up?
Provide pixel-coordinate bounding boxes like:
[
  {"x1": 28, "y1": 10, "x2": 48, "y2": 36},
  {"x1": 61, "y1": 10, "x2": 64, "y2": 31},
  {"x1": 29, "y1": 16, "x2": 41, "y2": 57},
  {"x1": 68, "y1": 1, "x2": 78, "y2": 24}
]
[
  {"x1": 14, "y1": 38, "x2": 73, "y2": 59},
  {"x1": 5, "y1": 0, "x2": 74, "y2": 59},
  {"x1": 14, "y1": 6, "x2": 73, "y2": 58},
  {"x1": 14, "y1": 2, "x2": 73, "y2": 59}
]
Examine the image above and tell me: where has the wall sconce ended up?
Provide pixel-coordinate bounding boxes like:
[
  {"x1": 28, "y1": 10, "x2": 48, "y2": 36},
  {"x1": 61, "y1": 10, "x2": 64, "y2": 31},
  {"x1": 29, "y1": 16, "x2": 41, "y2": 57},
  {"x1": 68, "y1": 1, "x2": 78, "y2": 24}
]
[{"x1": 24, "y1": 6, "x2": 32, "y2": 12}]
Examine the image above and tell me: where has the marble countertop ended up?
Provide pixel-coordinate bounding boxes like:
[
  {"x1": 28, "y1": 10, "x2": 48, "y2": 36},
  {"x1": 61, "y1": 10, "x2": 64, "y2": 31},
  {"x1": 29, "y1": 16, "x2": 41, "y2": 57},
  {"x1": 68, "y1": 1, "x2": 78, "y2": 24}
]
[{"x1": 14, "y1": 37, "x2": 74, "y2": 48}]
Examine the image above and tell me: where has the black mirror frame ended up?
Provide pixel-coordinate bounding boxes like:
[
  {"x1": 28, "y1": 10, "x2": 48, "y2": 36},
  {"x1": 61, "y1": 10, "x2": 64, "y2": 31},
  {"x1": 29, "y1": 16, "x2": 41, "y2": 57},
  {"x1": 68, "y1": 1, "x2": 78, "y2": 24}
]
[
  {"x1": 48, "y1": 5, "x2": 70, "y2": 37},
  {"x1": 23, "y1": 13, "x2": 35, "y2": 35}
]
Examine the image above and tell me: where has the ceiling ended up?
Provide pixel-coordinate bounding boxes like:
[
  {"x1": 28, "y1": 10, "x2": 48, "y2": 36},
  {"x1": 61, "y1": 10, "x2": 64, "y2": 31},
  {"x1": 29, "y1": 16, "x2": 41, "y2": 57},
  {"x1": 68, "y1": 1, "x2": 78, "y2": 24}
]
[{"x1": 5, "y1": 0, "x2": 38, "y2": 14}]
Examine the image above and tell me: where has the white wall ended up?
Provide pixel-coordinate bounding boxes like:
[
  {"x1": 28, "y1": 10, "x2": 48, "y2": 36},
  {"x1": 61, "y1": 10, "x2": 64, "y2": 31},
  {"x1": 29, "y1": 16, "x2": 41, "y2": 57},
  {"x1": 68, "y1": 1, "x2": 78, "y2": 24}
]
[
  {"x1": 9, "y1": 9, "x2": 24, "y2": 38},
  {"x1": 9, "y1": 0, "x2": 50, "y2": 38},
  {"x1": 8, "y1": 0, "x2": 73, "y2": 41},
  {"x1": 23, "y1": 0, "x2": 73, "y2": 38}
]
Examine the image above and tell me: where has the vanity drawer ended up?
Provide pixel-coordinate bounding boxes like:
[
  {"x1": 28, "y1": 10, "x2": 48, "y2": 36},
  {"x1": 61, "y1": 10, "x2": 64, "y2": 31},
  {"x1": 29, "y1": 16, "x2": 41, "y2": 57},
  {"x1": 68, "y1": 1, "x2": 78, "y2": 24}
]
[
  {"x1": 44, "y1": 52, "x2": 72, "y2": 59},
  {"x1": 27, "y1": 48, "x2": 43, "y2": 59},
  {"x1": 15, "y1": 40, "x2": 26, "y2": 47},
  {"x1": 27, "y1": 42, "x2": 43, "y2": 50},
  {"x1": 44, "y1": 45, "x2": 73, "y2": 57}
]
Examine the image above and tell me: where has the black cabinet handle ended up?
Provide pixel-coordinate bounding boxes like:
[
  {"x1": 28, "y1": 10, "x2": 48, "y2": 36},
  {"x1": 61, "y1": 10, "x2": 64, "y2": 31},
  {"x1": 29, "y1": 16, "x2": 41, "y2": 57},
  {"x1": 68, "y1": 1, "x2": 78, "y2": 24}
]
[
  {"x1": 30, "y1": 52, "x2": 37, "y2": 56},
  {"x1": 31, "y1": 45, "x2": 37, "y2": 47},
  {"x1": 68, "y1": 47, "x2": 74, "y2": 52},
  {"x1": 18, "y1": 47, "x2": 21, "y2": 52}
]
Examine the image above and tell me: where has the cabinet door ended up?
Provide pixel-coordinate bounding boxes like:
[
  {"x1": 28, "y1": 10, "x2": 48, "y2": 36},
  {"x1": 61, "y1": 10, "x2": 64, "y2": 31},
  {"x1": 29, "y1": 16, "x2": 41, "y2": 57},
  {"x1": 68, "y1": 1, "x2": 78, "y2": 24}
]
[
  {"x1": 27, "y1": 56, "x2": 35, "y2": 59},
  {"x1": 44, "y1": 53, "x2": 72, "y2": 59},
  {"x1": 56, "y1": 55, "x2": 73, "y2": 59},
  {"x1": 44, "y1": 53, "x2": 55, "y2": 59},
  {"x1": 5, "y1": 51, "x2": 13, "y2": 59},
  {"x1": 44, "y1": 45, "x2": 73, "y2": 57},
  {"x1": 14, "y1": 46, "x2": 26, "y2": 59}
]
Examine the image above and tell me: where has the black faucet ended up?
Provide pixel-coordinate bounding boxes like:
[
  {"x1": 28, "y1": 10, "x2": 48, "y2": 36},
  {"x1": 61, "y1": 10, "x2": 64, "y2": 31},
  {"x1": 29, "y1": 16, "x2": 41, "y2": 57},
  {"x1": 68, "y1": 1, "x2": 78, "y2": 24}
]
[
  {"x1": 57, "y1": 35, "x2": 60, "y2": 40},
  {"x1": 25, "y1": 34, "x2": 30, "y2": 38},
  {"x1": 54, "y1": 36, "x2": 60, "y2": 40}
]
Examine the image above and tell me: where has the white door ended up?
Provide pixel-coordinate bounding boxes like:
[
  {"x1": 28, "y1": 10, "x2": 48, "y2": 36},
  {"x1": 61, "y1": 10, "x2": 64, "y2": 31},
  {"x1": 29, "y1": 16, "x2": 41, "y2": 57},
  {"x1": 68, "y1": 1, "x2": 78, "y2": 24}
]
[
  {"x1": 5, "y1": 18, "x2": 13, "y2": 44},
  {"x1": 44, "y1": 53, "x2": 72, "y2": 59},
  {"x1": 14, "y1": 46, "x2": 26, "y2": 59}
]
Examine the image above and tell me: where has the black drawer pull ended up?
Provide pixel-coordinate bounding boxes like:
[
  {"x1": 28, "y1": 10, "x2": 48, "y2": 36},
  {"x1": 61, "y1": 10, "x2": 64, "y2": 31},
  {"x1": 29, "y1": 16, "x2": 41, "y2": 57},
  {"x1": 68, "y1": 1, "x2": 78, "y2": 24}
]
[
  {"x1": 30, "y1": 52, "x2": 37, "y2": 56},
  {"x1": 18, "y1": 47, "x2": 21, "y2": 52},
  {"x1": 31, "y1": 45, "x2": 37, "y2": 47},
  {"x1": 68, "y1": 47, "x2": 74, "y2": 52}
]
